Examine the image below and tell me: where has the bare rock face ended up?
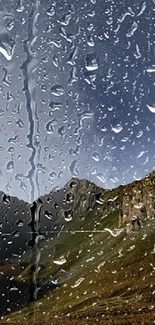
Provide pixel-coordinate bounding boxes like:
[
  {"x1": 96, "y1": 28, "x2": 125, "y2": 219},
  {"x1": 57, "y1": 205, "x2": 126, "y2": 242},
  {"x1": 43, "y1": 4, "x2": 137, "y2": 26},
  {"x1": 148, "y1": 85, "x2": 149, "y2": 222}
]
[
  {"x1": 66, "y1": 178, "x2": 102, "y2": 215},
  {"x1": 119, "y1": 171, "x2": 155, "y2": 232}
]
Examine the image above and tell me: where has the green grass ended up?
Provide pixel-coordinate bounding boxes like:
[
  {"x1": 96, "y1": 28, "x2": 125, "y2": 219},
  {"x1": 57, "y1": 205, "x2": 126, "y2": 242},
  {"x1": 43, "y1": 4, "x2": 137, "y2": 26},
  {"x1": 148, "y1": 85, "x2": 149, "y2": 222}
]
[{"x1": 2, "y1": 195, "x2": 155, "y2": 323}]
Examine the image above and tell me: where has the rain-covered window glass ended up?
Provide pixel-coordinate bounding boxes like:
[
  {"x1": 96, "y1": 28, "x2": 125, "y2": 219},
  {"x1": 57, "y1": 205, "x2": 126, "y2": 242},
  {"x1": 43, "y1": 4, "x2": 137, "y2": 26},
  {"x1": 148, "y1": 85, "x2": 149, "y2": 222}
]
[{"x1": 0, "y1": 0, "x2": 155, "y2": 324}]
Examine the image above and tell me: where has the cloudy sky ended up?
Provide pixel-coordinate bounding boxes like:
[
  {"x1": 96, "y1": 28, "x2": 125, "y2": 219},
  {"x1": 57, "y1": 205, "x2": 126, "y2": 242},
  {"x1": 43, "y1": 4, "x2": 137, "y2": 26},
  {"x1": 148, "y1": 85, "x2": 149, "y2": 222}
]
[{"x1": 0, "y1": 0, "x2": 154, "y2": 202}]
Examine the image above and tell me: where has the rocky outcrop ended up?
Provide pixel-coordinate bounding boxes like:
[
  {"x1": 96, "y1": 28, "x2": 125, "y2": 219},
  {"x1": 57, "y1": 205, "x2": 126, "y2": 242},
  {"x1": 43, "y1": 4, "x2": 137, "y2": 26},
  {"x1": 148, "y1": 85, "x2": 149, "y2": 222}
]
[
  {"x1": 66, "y1": 178, "x2": 103, "y2": 215},
  {"x1": 119, "y1": 171, "x2": 155, "y2": 232}
]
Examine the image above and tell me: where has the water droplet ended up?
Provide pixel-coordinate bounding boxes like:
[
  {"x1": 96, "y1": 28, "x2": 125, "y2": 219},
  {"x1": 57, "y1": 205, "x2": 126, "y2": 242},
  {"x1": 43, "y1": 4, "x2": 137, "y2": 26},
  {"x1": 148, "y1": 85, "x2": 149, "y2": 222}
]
[
  {"x1": 68, "y1": 66, "x2": 78, "y2": 85},
  {"x1": 58, "y1": 126, "x2": 66, "y2": 137},
  {"x1": 87, "y1": 23, "x2": 94, "y2": 31},
  {"x1": 111, "y1": 119, "x2": 123, "y2": 133},
  {"x1": 2, "y1": 194, "x2": 11, "y2": 204},
  {"x1": 16, "y1": 0, "x2": 25, "y2": 12},
  {"x1": 64, "y1": 209, "x2": 73, "y2": 222},
  {"x1": 118, "y1": 7, "x2": 135, "y2": 23},
  {"x1": 92, "y1": 152, "x2": 100, "y2": 162},
  {"x1": 45, "y1": 120, "x2": 54, "y2": 134},
  {"x1": 51, "y1": 84, "x2": 64, "y2": 96},
  {"x1": 53, "y1": 256, "x2": 67, "y2": 265},
  {"x1": 67, "y1": 46, "x2": 78, "y2": 65},
  {"x1": 41, "y1": 84, "x2": 46, "y2": 92},
  {"x1": 49, "y1": 171, "x2": 57, "y2": 179},
  {"x1": 91, "y1": 167, "x2": 97, "y2": 175},
  {"x1": 137, "y1": 2, "x2": 146, "y2": 16},
  {"x1": 137, "y1": 151, "x2": 145, "y2": 158},
  {"x1": 71, "y1": 277, "x2": 85, "y2": 288},
  {"x1": 46, "y1": 7, "x2": 55, "y2": 17},
  {"x1": 65, "y1": 192, "x2": 74, "y2": 203},
  {"x1": 96, "y1": 172, "x2": 106, "y2": 183},
  {"x1": 5, "y1": 19, "x2": 14, "y2": 31},
  {"x1": 44, "y1": 210, "x2": 53, "y2": 220},
  {"x1": 0, "y1": 33, "x2": 15, "y2": 61},
  {"x1": 69, "y1": 180, "x2": 78, "y2": 189},
  {"x1": 84, "y1": 71, "x2": 96, "y2": 89},
  {"x1": 136, "y1": 130, "x2": 143, "y2": 138},
  {"x1": 12, "y1": 230, "x2": 20, "y2": 238},
  {"x1": 6, "y1": 90, "x2": 14, "y2": 102},
  {"x1": 58, "y1": 13, "x2": 72, "y2": 26},
  {"x1": 69, "y1": 159, "x2": 79, "y2": 176},
  {"x1": 147, "y1": 104, "x2": 155, "y2": 113},
  {"x1": 8, "y1": 135, "x2": 19, "y2": 143},
  {"x1": 16, "y1": 118, "x2": 24, "y2": 128},
  {"x1": 6, "y1": 160, "x2": 14, "y2": 171},
  {"x1": 134, "y1": 44, "x2": 141, "y2": 59},
  {"x1": 52, "y1": 54, "x2": 59, "y2": 67},
  {"x1": 8, "y1": 147, "x2": 14, "y2": 153},
  {"x1": 126, "y1": 21, "x2": 138, "y2": 37},
  {"x1": 49, "y1": 101, "x2": 62, "y2": 111},
  {"x1": 10, "y1": 286, "x2": 18, "y2": 291},
  {"x1": 0, "y1": 109, "x2": 4, "y2": 117},
  {"x1": 87, "y1": 34, "x2": 95, "y2": 47},
  {"x1": 16, "y1": 220, "x2": 24, "y2": 227},
  {"x1": 146, "y1": 66, "x2": 155, "y2": 73},
  {"x1": 85, "y1": 53, "x2": 98, "y2": 71}
]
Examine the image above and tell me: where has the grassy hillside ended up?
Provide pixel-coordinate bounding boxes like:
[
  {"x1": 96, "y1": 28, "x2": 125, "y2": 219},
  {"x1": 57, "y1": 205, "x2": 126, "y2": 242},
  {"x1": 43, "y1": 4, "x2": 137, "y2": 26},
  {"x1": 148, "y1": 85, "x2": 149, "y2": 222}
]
[{"x1": 1, "y1": 188, "x2": 155, "y2": 325}]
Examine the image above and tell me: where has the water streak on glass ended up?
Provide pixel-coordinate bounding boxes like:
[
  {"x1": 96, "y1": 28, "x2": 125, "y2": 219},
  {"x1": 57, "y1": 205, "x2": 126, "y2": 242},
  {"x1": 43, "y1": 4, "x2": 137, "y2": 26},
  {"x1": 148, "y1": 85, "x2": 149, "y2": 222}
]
[{"x1": 21, "y1": 0, "x2": 40, "y2": 202}]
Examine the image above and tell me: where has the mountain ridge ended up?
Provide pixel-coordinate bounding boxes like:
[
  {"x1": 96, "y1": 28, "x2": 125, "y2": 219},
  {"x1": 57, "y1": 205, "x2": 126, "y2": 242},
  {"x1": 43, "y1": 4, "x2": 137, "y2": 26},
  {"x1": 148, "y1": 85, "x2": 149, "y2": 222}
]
[
  {"x1": 1, "y1": 169, "x2": 155, "y2": 264},
  {"x1": 1, "y1": 169, "x2": 155, "y2": 205},
  {"x1": 0, "y1": 169, "x2": 155, "y2": 206}
]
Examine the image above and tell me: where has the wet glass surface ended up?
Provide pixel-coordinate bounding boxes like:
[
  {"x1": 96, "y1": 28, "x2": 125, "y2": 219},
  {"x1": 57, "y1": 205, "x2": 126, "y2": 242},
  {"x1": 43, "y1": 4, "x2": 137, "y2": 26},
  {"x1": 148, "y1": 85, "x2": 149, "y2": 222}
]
[{"x1": 0, "y1": 0, "x2": 155, "y2": 324}]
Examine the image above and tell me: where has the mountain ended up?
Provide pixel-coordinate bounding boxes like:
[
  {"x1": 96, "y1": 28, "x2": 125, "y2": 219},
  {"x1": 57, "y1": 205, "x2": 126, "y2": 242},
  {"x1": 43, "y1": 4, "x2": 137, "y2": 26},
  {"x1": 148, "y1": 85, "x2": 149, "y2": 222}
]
[
  {"x1": 0, "y1": 192, "x2": 30, "y2": 263},
  {"x1": 1, "y1": 171, "x2": 155, "y2": 324},
  {"x1": 0, "y1": 177, "x2": 102, "y2": 262}
]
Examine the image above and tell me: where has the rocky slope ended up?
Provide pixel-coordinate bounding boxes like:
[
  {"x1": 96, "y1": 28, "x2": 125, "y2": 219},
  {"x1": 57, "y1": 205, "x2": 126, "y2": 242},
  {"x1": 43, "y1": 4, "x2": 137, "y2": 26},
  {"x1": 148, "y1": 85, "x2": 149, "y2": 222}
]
[{"x1": 119, "y1": 171, "x2": 155, "y2": 231}]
